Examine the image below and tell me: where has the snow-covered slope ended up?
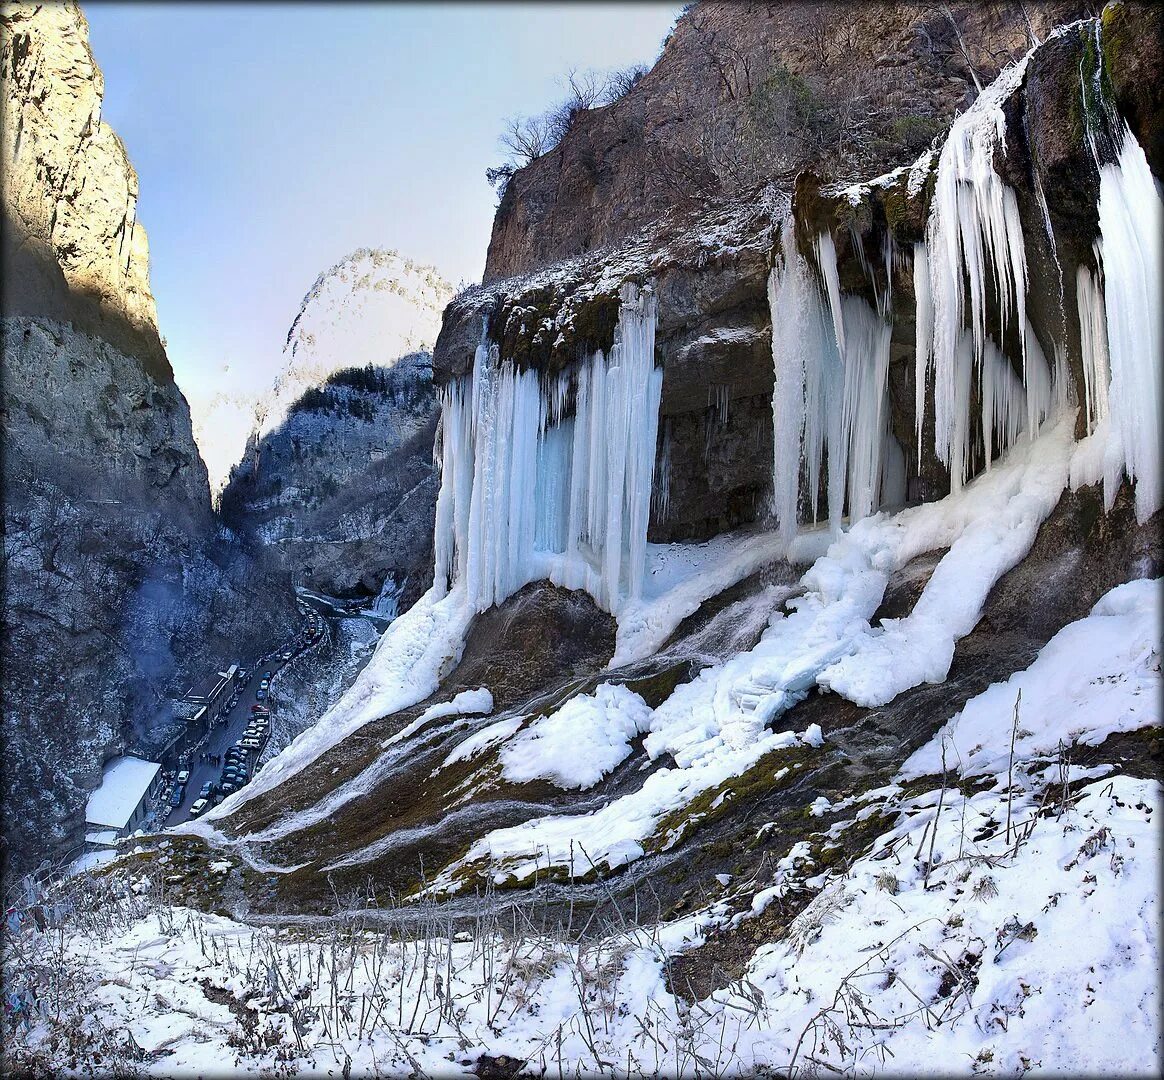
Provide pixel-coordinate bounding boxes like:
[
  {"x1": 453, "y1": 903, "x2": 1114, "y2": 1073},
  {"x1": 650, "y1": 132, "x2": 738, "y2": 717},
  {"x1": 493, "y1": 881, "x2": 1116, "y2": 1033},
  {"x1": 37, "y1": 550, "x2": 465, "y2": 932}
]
[{"x1": 10, "y1": 7, "x2": 1161, "y2": 1076}]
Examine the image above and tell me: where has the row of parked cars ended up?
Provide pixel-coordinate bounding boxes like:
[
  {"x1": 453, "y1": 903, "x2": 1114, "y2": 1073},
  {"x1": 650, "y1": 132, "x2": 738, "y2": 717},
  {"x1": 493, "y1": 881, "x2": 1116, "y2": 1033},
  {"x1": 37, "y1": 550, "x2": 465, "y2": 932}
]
[
  {"x1": 188, "y1": 677, "x2": 274, "y2": 817},
  {"x1": 181, "y1": 614, "x2": 325, "y2": 820}
]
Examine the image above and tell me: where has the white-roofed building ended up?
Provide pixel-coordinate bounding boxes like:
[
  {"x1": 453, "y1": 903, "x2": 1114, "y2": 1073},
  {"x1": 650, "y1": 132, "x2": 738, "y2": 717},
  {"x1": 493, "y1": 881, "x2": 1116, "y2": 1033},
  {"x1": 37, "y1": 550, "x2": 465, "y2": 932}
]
[{"x1": 85, "y1": 756, "x2": 162, "y2": 836}]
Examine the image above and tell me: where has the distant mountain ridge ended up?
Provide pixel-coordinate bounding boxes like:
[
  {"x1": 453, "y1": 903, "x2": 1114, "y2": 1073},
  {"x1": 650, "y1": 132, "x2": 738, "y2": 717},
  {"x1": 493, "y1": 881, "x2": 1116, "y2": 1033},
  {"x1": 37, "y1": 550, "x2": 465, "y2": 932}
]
[
  {"x1": 195, "y1": 248, "x2": 452, "y2": 492},
  {"x1": 257, "y1": 248, "x2": 452, "y2": 438}
]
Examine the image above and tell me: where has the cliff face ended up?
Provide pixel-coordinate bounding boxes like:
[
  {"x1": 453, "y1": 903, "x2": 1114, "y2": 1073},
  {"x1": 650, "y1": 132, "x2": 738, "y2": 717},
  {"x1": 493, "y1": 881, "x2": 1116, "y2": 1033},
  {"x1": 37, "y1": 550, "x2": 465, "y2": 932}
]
[
  {"x1": 2, "y1": 0, "x2": 169, "y2": 378},
  {"x1": 438, "y1": 1, "x2": 1159, "y2": 547},
  {"x1": 485, "y1": 0, "x2": 1088, "y2": 283},
  {"x1": 221, "y1": 354, "x2": 440, "y2": 611},
  {"x1": 1, "y1": 2, "x2": 294, "y2": 881},
  {"x1": 198, "y1": 2, "x2": 1163, "y2": 924}
]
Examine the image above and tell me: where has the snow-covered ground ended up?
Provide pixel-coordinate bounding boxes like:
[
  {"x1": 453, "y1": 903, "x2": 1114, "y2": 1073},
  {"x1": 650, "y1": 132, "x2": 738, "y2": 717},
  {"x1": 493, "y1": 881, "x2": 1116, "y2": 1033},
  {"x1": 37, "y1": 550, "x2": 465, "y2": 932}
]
[{"x1": 6, "y1": 577, "x2": 1158, "y2": 1075}]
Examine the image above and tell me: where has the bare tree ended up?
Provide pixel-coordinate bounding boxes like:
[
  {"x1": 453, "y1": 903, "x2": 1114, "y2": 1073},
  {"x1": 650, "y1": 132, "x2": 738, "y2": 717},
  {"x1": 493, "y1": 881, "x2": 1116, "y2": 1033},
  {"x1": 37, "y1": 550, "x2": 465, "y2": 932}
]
[{"x1": 498, "y1": 114, "x2": 554, "y2": 166}]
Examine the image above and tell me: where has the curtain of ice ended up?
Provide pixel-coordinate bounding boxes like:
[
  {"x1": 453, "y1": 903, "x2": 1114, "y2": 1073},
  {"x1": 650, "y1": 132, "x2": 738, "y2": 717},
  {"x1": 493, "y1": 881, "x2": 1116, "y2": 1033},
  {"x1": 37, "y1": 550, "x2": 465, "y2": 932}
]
[
  {"x1": 1095, "y1": 126, "x2": 1163, "y2": 522},
  {"x1": 432, "y1": 284, "x2": 662, "y2": 614},
  {"x1": 768, "y1": 218, "x2": 895, "y2": 539},
  {"x1": 918, "y1": 50, "x2": 1055, "y2": 493}
]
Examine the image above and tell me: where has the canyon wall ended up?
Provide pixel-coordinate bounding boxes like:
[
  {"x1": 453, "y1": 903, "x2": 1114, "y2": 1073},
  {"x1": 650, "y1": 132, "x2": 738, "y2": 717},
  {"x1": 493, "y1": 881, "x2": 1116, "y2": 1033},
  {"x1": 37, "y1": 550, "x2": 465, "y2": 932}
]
[{"x1": 1, "y1": 2, "x2": 295, "y2": 880}]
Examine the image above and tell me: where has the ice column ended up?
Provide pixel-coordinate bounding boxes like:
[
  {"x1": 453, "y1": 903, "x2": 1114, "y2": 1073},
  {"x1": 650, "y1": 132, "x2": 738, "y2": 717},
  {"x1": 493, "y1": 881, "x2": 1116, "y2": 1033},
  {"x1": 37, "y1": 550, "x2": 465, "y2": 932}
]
[
  {"x1": 1097, "y1": 125, "x2": 1163, "y2": 522},
  {"x1": 432, "y1": 285, "x2": 662, "y2": 614},
  {"x1": 768, "y1": 219, "x2": 895, "y2": 538},
  {"x1": 768, "y1": 219, "x2": 813, "y2": 544},
  {"x1": 1075, "y1": 257, "x2": 1110, "y2": 436}
]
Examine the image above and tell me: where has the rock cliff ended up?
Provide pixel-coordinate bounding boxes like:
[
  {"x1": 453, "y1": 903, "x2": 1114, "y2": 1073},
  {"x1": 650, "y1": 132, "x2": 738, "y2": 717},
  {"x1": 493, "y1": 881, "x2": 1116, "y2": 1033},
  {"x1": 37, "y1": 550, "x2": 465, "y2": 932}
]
[
  {"x1": 485, "y1": 0, "x2": 1088, "y2": 282},
  {"x1": 219, "y1": 251, "x2": 453, "y2": 611},
  {"x1": 438, "y1": 0, "x2": 1158, "y2": 546},
  {"x1": 1, "y1": 2, "x2": 295, "y2": 881},
  {"x1": 221, "y1": 353, "x2": 440, "y2": 611}
]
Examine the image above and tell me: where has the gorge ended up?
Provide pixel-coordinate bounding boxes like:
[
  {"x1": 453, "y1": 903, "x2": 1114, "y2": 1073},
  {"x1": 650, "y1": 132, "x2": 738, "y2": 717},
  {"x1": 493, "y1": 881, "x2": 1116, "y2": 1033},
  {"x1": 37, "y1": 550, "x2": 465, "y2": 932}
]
[{"x1": 2, "y1": 2, "x2": 1161, "y2": 1076}]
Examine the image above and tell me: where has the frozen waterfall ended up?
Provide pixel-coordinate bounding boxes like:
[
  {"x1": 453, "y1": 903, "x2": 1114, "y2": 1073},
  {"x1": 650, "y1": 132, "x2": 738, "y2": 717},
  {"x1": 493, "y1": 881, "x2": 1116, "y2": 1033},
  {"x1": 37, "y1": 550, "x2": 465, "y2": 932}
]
[
  {"x1": 768, "y1": 219, "x2": 900, "y2": 540},
  {"x1": 1096, "y1": 125, "x2": 1164, "y2": 522},
  {"x1": 767, "y1": 39, "x2": 1161, "y2": 540},
  {"x1": 433, "y1": 283, "x2": 663, "y2": 614}
]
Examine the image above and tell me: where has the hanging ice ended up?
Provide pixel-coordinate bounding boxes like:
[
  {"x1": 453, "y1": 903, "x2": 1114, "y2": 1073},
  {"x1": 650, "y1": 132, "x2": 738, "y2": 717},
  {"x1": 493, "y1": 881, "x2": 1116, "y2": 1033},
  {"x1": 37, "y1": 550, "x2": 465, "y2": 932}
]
[
  {"x1": 1075, "y1": 256, "x2": 1110, "y2": 436},
  {"x1": 433, "y1": 283, "x2": 663, "y2": 614},
  {"x1": 768, "y1": 219, "x2": 813, "y2": 544},
  {"x1": 901, "y1": 40, "x2": 1069, "y2": 496},
  {"x1": 1096, "y1": 125, "x2": 1164, "y2": 522},
  {"x1": 768, "y1": 220, "x2": 897, "y2": 538}
]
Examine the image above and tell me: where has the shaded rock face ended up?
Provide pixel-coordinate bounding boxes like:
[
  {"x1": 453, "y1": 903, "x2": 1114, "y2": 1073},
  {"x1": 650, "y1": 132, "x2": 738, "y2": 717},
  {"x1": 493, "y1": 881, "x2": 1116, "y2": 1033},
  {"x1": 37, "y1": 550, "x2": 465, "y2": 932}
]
[
  {"x1": 484, "y1": 0, "x2": 1087, "y2": 283},
  {"x1": 220, "y1": 355, "x2": 440, "y2": 612},
  {"x1": 1, "y1": 3, "x2": 296, "y2": 881}
]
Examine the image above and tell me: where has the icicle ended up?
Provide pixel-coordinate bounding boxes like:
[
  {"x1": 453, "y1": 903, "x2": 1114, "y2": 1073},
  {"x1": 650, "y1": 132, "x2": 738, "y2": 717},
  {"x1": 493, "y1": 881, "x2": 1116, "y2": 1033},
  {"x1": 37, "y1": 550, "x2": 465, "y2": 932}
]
[
  {"x1": 925, "y1": 54, "x2": 1033, "y2": 478},
  {"x1": 708, "y1": 384, "x2": 729, "y2": 425},
  {"x1": 813, "y1": 230, "x2": 846, "y2": 358},
  {"x1": 771, "y1": 220, "x2": 895, "y2": 535},
  {"x1": 431, "y1": 286, "x2": 662, "y2": 614},
  {"x1": 837, "y1": 295, "x2": 893, "y2": 521},
  {"x1": 912, "y1": 241, "x2": 933, "y2": 457},
  {"x1": 1097, "y1": 125, "x2": 1163, "y2": 522},
  {"x1": 652, "y1": 419, "x2": 672, "y2": 525},
  {"x1": 1075, "y1": 257, "x2": 1110, "y2": 436},
  {"x1": 768, "y1": 221, "x2": 811, "y2": 543}
]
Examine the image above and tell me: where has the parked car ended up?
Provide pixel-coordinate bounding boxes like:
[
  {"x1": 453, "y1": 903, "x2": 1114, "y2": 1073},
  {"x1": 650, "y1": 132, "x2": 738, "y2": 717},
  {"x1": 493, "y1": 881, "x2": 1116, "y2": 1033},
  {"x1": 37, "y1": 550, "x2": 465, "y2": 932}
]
[
  {"x1": 170, "y1": 786, "x2": 185, "y2": 807},
  {"x1": 251, "y1": 703, "x2": 268, "y2": 714},
  {"x1": 189, "y1": 798, "x2": 210, "y2": 817},
  {"x1": 281, "y1": 652, "x2": 293, "y2": 661},
  {"x1": 239, "y1": 738, "x2": 262, "y2": 750},
  {"x1": 256, "y1": 689, "x2": 266, "y2": 701},
  {"x1": 176, "y1": 769, "x2": 190, "y2": 786},
  {"x1": 199, "y1": 781, "x2": 216, "y2": 799},
  {"x1": 220, "y1": 780, "x2": 236, "y2": 795}
]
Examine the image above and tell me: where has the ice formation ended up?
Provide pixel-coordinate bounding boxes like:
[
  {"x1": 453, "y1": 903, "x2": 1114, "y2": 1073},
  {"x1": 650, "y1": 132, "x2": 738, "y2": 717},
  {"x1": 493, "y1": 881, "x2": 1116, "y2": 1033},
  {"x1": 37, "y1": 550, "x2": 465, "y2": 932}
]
[
  {"x1": 768, "y1": 220, "x2": 900, "y2": 538},
  {"x1": 433, "y1": 282, "x2": 662, "y2": 614},
  {"x1": 1095, "y1": 125, "x2": 1163, "y2": 522},
  {"x1": 771, "y1": 30, "x2": 1161, "y2": 538}
]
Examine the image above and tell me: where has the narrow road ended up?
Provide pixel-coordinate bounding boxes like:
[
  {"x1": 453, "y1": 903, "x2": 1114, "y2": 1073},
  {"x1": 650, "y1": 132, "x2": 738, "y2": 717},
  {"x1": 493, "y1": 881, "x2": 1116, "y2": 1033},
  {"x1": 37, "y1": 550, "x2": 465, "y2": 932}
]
[{"x1": 164, "y1": 610, "x2": 324, "y2": 826}]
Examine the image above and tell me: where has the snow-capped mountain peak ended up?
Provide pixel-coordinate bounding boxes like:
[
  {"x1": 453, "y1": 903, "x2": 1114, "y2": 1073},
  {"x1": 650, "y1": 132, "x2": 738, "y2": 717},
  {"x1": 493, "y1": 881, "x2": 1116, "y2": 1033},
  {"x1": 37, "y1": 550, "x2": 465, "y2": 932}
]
[{"x1": 256, "y1": 249, "x2": 453, "y2": 439}]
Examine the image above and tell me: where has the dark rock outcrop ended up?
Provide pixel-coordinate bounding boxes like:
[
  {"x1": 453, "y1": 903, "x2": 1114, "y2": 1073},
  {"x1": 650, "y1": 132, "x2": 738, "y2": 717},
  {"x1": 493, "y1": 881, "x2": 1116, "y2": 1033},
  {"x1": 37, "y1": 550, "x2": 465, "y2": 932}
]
[
  {"x1": 1, "y1": 2, "x2": 295, "y2": 881},
  {"x1": 220, "y1": 354, "x2": 441, "y2": 612}
]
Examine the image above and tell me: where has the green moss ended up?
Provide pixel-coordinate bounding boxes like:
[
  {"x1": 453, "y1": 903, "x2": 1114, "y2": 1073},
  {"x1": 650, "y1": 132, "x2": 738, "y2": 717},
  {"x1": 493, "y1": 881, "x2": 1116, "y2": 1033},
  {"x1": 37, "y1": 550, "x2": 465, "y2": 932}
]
[
  {"x1": 888, "y1": 113, "x2": 946, "y2": 155},
  {"x1": 649, "y1": 741, "x2": 820, "y2": 851},
  {"x1": 569, "y1": 293, "x2": 621, "y2": 359},
  {"x1": 1099, "y1": 4, "x2": 1129, "y2": 84}
]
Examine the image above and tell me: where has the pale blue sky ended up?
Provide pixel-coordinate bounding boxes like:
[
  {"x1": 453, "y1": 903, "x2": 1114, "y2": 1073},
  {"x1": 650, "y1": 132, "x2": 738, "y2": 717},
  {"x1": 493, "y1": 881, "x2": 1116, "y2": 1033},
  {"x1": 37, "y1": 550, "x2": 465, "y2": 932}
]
[{"x1": 83, "y1": 2, "x2": 681, "y2": 420}]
